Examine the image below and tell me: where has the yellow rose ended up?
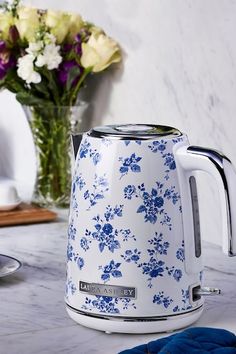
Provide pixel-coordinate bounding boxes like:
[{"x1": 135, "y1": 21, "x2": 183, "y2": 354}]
[
  {"x1": 81, "y1": 33, "x2": 121, "y2": 72},
  {"x1": 67, "y1": 13, "x2": 84, "y2": 41},
  {"x1": 90, "y1": 26, "x2": 104, "y2": 37},
  {"x1": 15, "y1": 7, "x2": 40, "y2": 42},
  {"x1": 0, "y1": 11, "x2": 14, "y2": 40},
  {"x1": 44, "y1": 10, "x2": 71, "y2": 44}
]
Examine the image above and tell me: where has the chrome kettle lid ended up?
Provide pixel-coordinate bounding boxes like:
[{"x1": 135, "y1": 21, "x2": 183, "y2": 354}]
[{"x1": 88, "y1": 124, "x2": 182, "y2": 140}]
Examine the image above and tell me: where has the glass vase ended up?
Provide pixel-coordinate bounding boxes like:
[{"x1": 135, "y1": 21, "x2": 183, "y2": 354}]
[{"x1": 23, "y1": 104, "x2": 87, "y2": 208}]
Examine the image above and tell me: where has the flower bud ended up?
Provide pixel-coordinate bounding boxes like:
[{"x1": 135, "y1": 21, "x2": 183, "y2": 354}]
[
  {"x1": 0, "y1": 41, "x2": 6, "y2": 53},
  {"x1": 9, "y1": 25, "x2": 19, "y2": 44}
]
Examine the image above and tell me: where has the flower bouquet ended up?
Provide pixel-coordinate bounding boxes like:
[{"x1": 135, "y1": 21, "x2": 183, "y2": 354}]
[{"x1": 0, "y1": 0, "x2": 121, "y2": 207}]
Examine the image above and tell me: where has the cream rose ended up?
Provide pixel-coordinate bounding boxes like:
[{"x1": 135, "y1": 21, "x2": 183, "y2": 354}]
[
  {"x1": 0, "y1": 11, "x2": 14, "y2": 40},
  {"x1": 81, "y1": 33, "x2": 121, "y2": 73},
  {"x1": 67, "y1": 13, "x2": 84, "y2": 41},
  {"x1": 15, "y1": 7, "x2": 40, "y2": 42},
  {"x1": 44, "y1": 10, "x2": 71, "y2": 44}
]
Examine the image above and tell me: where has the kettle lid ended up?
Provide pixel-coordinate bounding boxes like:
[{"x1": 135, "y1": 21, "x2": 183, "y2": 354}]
[{"x1": 88, "y1": 124, "x2": 182, "y2": 140}]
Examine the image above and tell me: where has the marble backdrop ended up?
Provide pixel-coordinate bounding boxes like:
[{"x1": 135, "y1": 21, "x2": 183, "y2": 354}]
[{"x1": 2, "y1": 0, "x2": 236, "y2": 247}]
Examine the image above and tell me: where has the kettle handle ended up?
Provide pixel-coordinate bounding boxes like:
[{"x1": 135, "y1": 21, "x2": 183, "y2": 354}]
[{"x1": 175, "y1": 145, "x2": 236, "y2": 268}]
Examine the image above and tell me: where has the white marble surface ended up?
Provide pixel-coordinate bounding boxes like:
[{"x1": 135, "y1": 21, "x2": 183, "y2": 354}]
[{"x1": 0, "y1": 209, "x2": 236, "y2": 354}]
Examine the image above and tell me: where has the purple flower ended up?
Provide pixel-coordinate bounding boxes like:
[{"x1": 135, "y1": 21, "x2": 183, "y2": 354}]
[
  {"x1": 75, "y1": 34, "x2": 82, "y2": 43},
  {"x1": 74, "y1": 34, "x2": 82, "y2": 55},
  {"x1": 74, "y1": 42, "x2": 82, "y2": 56},
  {"x1": 0, "y1": 41, "x2": 6, "y2": 52},
  {"x1": 0, "y1": 52, "x2": 16, "y2": 80},
  {"x1": 62, "y1": 43, "x2": 73, "y2": 53},
  {"x1": 58, "y1": 60, "x2": 83, "y2": 87}
]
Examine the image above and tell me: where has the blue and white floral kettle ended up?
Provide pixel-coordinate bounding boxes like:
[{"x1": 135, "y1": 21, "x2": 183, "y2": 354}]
[{"x1": 66, "y1": 124, "x2": 236, "y2": 334}]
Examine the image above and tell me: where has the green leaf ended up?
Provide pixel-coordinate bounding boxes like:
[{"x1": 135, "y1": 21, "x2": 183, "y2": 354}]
[
  {"x1": 66, "y1": 66, "x2": 81, "y2": 92},
  {"x1": 40, "y1": 70, "x2": 61, "y2": 105},
  {"x1": 32, "y1": 80, "x2": 51, "y2": 99},
  {"x1": 16, "y1": 91, "x2": 53, "y2": 106}
]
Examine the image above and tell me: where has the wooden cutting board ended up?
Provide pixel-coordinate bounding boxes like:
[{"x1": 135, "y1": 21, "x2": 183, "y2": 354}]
[{"x1": 0, "y1": 203, "x2": 57, "y2": 227}]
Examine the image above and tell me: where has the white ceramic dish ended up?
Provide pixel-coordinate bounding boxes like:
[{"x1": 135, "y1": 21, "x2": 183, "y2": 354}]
[
  {"x1": 0, "y1": 254, "x2": 22, "y2": 278},
  {"x1": 0, "y1": 199, "x2": 21, "y2": 211}
]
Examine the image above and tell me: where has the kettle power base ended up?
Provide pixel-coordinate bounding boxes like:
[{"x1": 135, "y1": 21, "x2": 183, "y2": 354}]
[{"x1": 66, "y1": 304, "x2": 203, "y2": 334}]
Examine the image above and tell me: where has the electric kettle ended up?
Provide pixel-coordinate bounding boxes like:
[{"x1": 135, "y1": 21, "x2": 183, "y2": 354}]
[{"x1": 66, "y1": 124, "x2": 236, "y2": 334}]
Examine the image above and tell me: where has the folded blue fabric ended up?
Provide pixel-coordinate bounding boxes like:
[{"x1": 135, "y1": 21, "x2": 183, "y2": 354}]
[{"x1": 119, "y1": 327, "x2": 236, "y2": 354}]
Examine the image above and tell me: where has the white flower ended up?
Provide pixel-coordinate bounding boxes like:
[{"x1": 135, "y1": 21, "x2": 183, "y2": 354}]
[
  {"x1": 44, "y1": 33, "x2": 57, "y2": 45},
  {"x1": 17, "y1": 54, "x2": 41, "y2": 84},
  {"x1": 35, "y1": 43, "x2": 62, "y2": 70},
  {"x1": 26, "y1": 41, "x2": 43, "y2": 56}
]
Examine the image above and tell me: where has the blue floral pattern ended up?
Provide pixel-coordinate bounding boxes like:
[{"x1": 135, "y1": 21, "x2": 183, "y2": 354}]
[
  {"x1": 122, "y1": 232, "x2": 184, "y2": 288},
  {"x1": 176, "y1": 240, "x2": 185, "y2": 262},
  {"x1": 138, "y1": 258, "x2": 165, "y2": 288},
  {"x1": 84, "y1": 174, "x2": 109, "y2": 210},
  {"x1": 166, "y1": 266, "x2": 183, "y2": 282},
  {"x1": 79, "y1": 138, "x2": 101, "y2": 165},
  {"x1": 65, "y1": 278, "x2": 77, "y2": 298},
  {"x1": 67, "y1": 243, "x2": 84, "y2": 270},
  {"x1": 119, "y1": 153, "x2": 142, "y2": 179},
  {"x1": 73, "y1": 173, "x2": 86, "y2": 192},
  {"x1": 82, "y1": 296, "x2": 136, "y2": 313},
  {"x1": 153, "y1": 291, "x2": 173, "y2": 309},
  {"x1": 148, "y1": 232, "x2": 170, "y2": 256},
  {"x1": 121, "y1": 249, "x2": 141, "y2": 264},
  {"x1": 83, "y1": 205, "x2": 135, "y2": 253},
  {"x1": 99, "y1": 260, "x2": 122, "y2": 283},
  {"x1": 80, "y1": 237, "x2": 91, "y2": 252},
  {"x1": 164, "y1": 186, "x2": 181, "y2": 205},
  {"x1": 124, "y1": 182, "x2": 180, "y2": 229},
  {"x1": 71, "y1": 173, "x2": 86, "y2": 214},
  {"x1": 68, "y1": 219, "x2": 76, "y2": 240},
  {"x1": 67, "y1": 133, "x2": 197, "y2": 316},
  {"x1": 148, "y1": 140, "x2": 177, "y2": 180},
  {"x1": 124, "y1": 140, "x2": 142, "y2": 146},
  {"x1": 173, "y1": 289, "x2": 192, "y2": 312},
  {"x1": 124, "y1": 185, "x2": 137, "y2": 200}
]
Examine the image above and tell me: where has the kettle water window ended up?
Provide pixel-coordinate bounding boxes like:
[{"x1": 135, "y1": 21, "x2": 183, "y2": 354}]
[{"x1": 189, "y1": 176, "x2": 201, "y2": 258}]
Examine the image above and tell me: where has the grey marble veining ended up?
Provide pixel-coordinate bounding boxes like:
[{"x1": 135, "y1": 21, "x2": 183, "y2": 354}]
[{"x1": 0, "y1": 209, "x2": 236, "y2": 354}]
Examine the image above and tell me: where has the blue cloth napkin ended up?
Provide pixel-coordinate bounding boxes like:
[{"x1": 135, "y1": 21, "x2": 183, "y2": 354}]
[{"x1": 119, "y1": 327, "x2": 236, "y2": 353}]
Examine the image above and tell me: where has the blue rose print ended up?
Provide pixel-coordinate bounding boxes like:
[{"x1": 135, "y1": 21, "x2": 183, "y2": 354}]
[
  {"x1": 148, "y1": 140, "x2": 177, "y2": 180},
  {"x1": 124, "y1": 181, "x2": 180, "y2": 229},
  {"x1": 82, "y1": 205, "x2": 136, "y2": 253},
  {"x1": 173, "y1": 289, "x2": 192, "y2": 312},
  {"x1": 176, "y1": 240, "x2": 185, "y2": 262},
  {"x1": 78, "y1": 138, "x2": 101, "y2": 165},
  {"x1": 82, "y1": 296, "x2": 136, "y2": 314},
  {"x1": 119, "y1": 153, "x2": 142, "y2": 179},
  {"x1": 153, "y1": 292, "x2": 173, "y2": 309},
  {"x1": 99, "y1": 260, "x2": 122, "y2": 283}
]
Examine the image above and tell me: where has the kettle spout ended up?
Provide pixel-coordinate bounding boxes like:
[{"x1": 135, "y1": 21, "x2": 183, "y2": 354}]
[{"x1": 71, "y1": 133, "x2": 83, "y2": 160}]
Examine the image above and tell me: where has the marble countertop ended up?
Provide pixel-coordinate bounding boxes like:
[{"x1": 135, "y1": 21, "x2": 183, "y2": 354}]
[{"x1": 1, "y1": 210, "x2": 236, "y2": 354}]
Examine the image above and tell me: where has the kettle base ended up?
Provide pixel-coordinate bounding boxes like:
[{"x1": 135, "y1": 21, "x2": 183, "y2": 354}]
[{"x1": 66, "y1": 304, "x2": 203, "y2": 334}]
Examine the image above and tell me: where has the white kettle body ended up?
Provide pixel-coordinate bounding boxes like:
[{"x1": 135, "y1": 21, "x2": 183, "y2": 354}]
[{"x1": 66, "y1": 124, "x2": 236, "y2": 333}]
